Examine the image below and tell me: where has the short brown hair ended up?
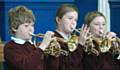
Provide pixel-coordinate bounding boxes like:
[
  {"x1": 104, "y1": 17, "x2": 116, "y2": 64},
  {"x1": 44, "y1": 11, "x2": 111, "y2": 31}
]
[
  {"x1": 8, "y1": 6, "x2": 35, "y2": 35},
  {"x1": 84, "y1": 11, "x2": 106, "y2": 26},
  {"x1": 56, "y1": 4, "x2": 79, "y2": 19}
]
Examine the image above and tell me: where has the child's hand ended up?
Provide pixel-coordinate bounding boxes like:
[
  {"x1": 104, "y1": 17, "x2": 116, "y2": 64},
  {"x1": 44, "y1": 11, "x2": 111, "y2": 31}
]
[
  {"x1": 106, "y1": 32, "x2": 116, "y2": 40},
  {"x1": 78, "y1": 24, "x2": 91, "y2": 46},
  {"x1": 39, "y1": 31, "x2": 55, "y2": 51}
]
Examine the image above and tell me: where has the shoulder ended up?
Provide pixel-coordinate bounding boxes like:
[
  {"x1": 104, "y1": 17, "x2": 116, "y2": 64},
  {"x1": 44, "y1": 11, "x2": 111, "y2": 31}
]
[{"x1": 4, "y1": 40, "x2": 19, "y2": 50}]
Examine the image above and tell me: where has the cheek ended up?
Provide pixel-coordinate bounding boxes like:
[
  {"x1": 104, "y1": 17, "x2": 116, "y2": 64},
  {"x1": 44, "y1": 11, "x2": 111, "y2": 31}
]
[
  {"x1": 62, "y1": 21, "x2": 70, "y2": 27},
  {"x1": 33, "y1": 28, "x2": 34, "y2": 32},
  {"x1": 21, "y1": 29, "x2": 29, "y2": 36},
  {"x1": 74, "y1": 23, "x2": 77, "y2": 27},
  {"x1": 18, "y1": 28, "x2": 24, "y2": 34},
  {"x1": 90, "y1": 26, "x2": 98, "y2": 33},
  {"x1": 63, "y1": 24, "x2": 69, "y2": 30},
  {"x1": 103, "y1": 26, "x2": 106, "y2": 30},
  {"x1": 31, "y1": 27, "x2": 34, "y2": 32},
  {"x1": 17, "y1": 31, "x2": 25, "y2": 37},
  {"x1": 21, "y1": 30, "x2": 27, "y2": 35},
  {"x1": 62, "y1": 20, "x2": 69, "y2": 24}
]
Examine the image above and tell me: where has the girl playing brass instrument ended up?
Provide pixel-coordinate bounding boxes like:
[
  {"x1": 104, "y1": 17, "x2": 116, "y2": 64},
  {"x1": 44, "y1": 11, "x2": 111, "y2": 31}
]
[
  {"x1": 80, "y1": 11, "x2": 120, "y2": 70},
  {"x1": 44, "y1": 4, "x2": 84, "y2": 70}
]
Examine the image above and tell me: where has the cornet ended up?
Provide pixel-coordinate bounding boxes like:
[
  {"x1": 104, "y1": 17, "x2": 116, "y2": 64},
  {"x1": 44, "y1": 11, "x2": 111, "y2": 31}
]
[
  {"x1": 29, "y1": 32, "x2": 68, "y2": 57},
  {"x1": 77, "y1": 29, "x2": 120, "y2": 56}
]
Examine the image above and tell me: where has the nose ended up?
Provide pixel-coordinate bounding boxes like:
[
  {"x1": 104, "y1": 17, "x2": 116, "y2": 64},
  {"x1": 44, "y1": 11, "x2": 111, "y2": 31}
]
[
  {"x1": 29, "y1": 26, "x2": 34, "y2": 32},
  {"x1": 72, "y1": 19, "x2": 77, "y2": 25},
  {"x1": 99, "y1": 24, "x2": 104, "y2": 29}
]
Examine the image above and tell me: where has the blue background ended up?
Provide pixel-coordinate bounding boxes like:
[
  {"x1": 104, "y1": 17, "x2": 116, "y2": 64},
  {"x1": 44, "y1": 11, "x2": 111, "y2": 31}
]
[
  {"x1": 0, "y1": 0, "x2": 120, "y2": 42},
  {"x1": 0, "y1": 0, "x2": 98, "y2": 42}
]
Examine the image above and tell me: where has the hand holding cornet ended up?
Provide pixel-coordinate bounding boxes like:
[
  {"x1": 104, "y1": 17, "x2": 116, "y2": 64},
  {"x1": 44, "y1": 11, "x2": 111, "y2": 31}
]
[
  {"x1": 29, "y1": 31, "x2": 68, "y2": 57},
  {"x1": 76, "y1": 24, "x2": 92, "y2": 46},
  {"x1": 29, "y1": 31, "x2": 55, "y2": 50},
  {"x1": 39, "y1": 31, "x2": 55, "y2": 51}
]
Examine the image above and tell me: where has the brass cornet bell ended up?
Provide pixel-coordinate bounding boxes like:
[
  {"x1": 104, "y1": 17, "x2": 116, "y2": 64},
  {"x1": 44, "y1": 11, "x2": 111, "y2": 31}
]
[
  {"x1": 67, "y1": 33, "x2": 79, "y2": 52},
  {"x1": 44, "y1": 40, "x2": 68, "y2": 57}
]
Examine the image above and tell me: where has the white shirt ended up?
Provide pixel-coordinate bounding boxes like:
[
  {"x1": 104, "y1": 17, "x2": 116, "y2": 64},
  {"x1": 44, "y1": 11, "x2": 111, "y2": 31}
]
[
  {"x1": 56, "y1": 30, "x2": 71, "y2": 41},
  {"x1": 11, "y1": 36, "x2": 33, "y2": 45}
]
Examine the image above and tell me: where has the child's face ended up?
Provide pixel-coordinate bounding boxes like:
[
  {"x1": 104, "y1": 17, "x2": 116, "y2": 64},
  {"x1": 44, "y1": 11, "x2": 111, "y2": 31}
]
[
  {"x1": 15, "y1": 21, "x2": 34, "y2": 40},
  {"x1": 58, "y1": 11, "x2": 78, "y2": 34},
  {"x1": 89, "y1": 16, "x2": 106, "y2": 38}
]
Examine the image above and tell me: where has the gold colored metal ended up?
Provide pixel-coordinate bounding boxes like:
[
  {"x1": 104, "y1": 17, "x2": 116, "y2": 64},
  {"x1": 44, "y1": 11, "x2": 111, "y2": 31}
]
[{"x1": 67, "y1": 33, "x2": 79, "y2": 52}]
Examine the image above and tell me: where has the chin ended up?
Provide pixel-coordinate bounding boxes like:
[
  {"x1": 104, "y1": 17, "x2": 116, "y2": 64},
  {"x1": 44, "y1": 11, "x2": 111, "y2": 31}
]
[
  {"x1": 25, "y1": 39, "x2": 31, "y2": 41},
  {"x1": 70, "y1": 29, "x2": 74, "y2": 32},
  {"x1": 29, "y1": 37, "x2": 32, "y2": 39},
  {"x1": 65, "y1": 30, "x2": 72, "y2": 34},
  {"x1": 26, "y1": 37, "x2": 32, "y2": 40},
  {"x1": 94, "y1": 34, "x2": 102, "y2": 38},
  {"x1": 97, "y1": 35, "x2": 103, "y2": 38},
  {"x1": 69, "y1": 31, "x2": 73, "y2": 34}
]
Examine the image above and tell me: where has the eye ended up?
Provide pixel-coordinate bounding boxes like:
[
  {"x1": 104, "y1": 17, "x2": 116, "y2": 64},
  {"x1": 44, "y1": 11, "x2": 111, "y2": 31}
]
[
  {"x1": 32, "y1": 24, "x2": 34, "y2": 27},
  {"x1": 67, "y1": 16, "x2": 73, "y2": 20},
  {"x1": 24, "y1": 24, "x2": 29, "y2": 27},
  {"x1": 94, "y1": 23, "x2": 99, "y2": 26},
  {"x1": 68, "y1": 17, "x2": 72, "y2": 20},
  {"x1": 26, "y1": 20, "x2": 31, "y2": 23},
  {"x1": 103, "y1": 23, "x2": 106, "y2": 26}
]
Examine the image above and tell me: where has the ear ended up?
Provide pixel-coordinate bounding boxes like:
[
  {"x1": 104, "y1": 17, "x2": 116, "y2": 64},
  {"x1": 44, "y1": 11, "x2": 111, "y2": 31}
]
[
  {"x1": 12, "y1": 27, "x2": 17, "y2": 32},
  {"x1": 56, "y1": 17, "x2": 61, "y2": 25}
]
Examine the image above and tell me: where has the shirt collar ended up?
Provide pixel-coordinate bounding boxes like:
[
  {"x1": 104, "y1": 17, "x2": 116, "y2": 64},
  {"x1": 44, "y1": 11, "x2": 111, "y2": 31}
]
[
  {"x1": 56, "y1": 30, "x2": 71, "y2": 40},
  {"x1": 11, "y1": 36, "x2": 33, "y2": 45}
]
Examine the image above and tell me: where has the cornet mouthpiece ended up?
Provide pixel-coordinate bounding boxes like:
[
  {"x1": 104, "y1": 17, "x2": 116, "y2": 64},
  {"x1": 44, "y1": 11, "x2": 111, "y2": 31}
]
[
  {"x1": 29, "y1": 32, "x2": 34, "y2": 36},
  {"x1": 29, "y1": 32, "x2": 44, "y2": 37}
]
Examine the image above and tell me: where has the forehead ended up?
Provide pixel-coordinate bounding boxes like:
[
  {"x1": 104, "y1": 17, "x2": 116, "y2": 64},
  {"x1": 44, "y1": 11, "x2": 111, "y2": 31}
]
[
  {"x1": 20, "y1": 21, "x2": 34, "y2": 26},
  {"x1": 63, "y1": 11, "x2": 78, "y2": 17},
  {"x1": 93, "y1": 16, "x2": 105, "y2": 21},
  {"x1": 91, "y1": 16, "x2": 105, "y2": 23}
]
